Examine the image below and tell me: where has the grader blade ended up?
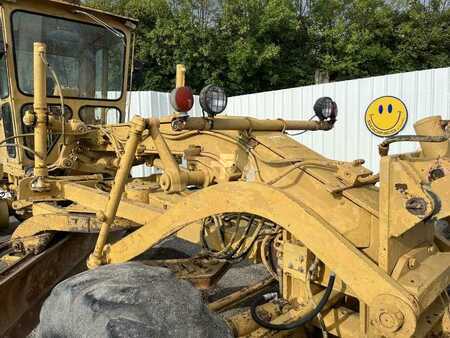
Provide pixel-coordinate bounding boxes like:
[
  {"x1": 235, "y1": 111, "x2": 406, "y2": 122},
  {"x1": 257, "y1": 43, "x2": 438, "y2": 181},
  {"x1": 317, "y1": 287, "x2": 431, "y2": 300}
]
[{"x1": 0, "y1": 235, "x2": 96, "y2": 337}]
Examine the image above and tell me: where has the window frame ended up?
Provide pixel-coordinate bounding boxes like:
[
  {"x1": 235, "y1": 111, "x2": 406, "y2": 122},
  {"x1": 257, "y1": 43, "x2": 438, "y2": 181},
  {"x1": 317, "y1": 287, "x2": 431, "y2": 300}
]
[{"x1": 0, "y1": 16, "x2": 10, "y2": 100}]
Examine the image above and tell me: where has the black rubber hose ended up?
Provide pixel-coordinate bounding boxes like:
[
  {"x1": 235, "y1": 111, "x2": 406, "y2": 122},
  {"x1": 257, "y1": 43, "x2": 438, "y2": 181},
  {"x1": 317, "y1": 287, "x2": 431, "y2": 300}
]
[{"x1": 251, "y1": 273, "x2": 336, "y2": 331}]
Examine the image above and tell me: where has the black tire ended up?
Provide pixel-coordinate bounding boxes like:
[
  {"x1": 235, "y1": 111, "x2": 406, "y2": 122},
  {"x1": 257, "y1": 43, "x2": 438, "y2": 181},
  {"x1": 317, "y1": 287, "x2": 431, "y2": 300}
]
[{"x1": 37, "y1": 262, "x2": 233, "y2": 338}]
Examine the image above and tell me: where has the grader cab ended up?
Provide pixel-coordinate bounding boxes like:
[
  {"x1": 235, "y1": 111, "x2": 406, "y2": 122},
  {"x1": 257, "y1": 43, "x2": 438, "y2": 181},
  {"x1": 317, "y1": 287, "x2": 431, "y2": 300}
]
[{"x1": 0, "y1": 1, "x2": 448, "y2": 337}]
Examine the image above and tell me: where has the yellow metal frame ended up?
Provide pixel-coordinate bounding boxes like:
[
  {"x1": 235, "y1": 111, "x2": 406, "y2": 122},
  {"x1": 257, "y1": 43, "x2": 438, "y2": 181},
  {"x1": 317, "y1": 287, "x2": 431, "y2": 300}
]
[{"x1": 0, "y1": 2, "x2": 447, "y2": 336}]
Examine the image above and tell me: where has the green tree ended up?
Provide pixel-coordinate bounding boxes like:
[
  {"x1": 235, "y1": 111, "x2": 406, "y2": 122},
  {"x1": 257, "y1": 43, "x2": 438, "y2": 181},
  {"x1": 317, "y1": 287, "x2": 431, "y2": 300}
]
[
  {"x1": 309, "y1": 0, "x2": 397, "y2": 80},
  {"x1": 391, "y1": 0, "x2": 450, "y2": 72},
  {"x1": 83, "y1": 0, "x2": 450, "y2": 95},
  {"x1": 218, "y1": 0, "x2": 313, "y2": 94}
]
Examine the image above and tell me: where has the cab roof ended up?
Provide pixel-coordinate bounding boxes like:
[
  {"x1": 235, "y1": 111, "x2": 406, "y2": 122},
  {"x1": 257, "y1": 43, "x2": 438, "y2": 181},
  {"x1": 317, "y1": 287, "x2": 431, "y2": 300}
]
[{"x1": 6, "y1": 0, "x2": 139, "y2": 27}]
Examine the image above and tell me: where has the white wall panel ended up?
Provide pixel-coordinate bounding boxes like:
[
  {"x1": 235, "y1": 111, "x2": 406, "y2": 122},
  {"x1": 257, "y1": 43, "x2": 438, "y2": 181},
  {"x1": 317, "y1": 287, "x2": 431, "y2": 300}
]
[
  {"x1": 225, "y1": 67, "x2": 450, "y2": 172},
  {"x1": 127, "y1": 67, "x2": 449, "y2": 175}
]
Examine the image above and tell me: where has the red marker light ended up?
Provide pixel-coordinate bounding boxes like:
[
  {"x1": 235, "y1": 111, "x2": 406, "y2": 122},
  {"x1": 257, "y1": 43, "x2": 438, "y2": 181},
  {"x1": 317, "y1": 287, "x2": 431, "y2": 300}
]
[{"x1": 170, "y1": 86, "x2": 194, "y2": 113}]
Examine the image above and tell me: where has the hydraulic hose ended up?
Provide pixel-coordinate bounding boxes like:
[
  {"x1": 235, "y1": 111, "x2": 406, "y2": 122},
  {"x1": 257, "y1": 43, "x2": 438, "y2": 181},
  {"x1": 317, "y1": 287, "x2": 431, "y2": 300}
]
[{"x1": 250, "y1": 272, "x2": 336, "y2": 331}]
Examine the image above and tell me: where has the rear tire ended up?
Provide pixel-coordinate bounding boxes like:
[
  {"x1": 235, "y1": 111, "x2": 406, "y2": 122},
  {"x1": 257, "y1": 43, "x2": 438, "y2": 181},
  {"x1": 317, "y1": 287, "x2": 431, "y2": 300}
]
[{"x1": 37, "y1": 262, "x2": 233, "y2": 338}]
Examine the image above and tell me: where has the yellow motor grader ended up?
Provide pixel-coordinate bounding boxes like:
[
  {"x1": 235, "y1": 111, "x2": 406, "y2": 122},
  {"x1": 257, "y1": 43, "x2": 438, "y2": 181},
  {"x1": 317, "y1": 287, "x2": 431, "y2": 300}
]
[{"x1": 0, "y1": 0, "x2": 448, "y2": 337}]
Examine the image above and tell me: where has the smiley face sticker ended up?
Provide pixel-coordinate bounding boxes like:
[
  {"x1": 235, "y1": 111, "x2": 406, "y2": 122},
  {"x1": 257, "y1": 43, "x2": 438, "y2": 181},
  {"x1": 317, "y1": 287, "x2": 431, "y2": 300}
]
[{"x1": 365, "y1": 96, "x2": 408, "y2": 137}]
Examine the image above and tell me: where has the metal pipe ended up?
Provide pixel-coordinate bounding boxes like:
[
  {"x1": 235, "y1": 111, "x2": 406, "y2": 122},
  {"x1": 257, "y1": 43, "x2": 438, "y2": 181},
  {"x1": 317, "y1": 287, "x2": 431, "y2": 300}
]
[
  {"x1": 87, "y1": 116, "x2": 147, "y2": 268},
  {"x1": 173, "y1": 64, "x2": 187, "y2": 117},
  {"x1": 31, "y1": 42, "x2": 50, "y2": 192},
  {"x1": 176, "y1": 64, "x2": 186, "y2": 88},
  {"x1": 172, "y1": 116, "x2": 334, "y2": 132},
  {"x1": 208, "y1": 277, "x2": 276, "y2": 312},
  {"x1": 378, "y1": 135, "x2": 448, "y2": 157},
  {"x1": 414, "y1": 116, "x2": 450, "y2": 158}
]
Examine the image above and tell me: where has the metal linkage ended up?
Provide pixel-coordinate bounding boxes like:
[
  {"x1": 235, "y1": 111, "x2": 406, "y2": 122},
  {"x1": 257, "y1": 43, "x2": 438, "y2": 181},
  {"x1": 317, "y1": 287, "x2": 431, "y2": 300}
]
[{"x1": 87, "y1": 116, "x2": 147, "y2": 269}]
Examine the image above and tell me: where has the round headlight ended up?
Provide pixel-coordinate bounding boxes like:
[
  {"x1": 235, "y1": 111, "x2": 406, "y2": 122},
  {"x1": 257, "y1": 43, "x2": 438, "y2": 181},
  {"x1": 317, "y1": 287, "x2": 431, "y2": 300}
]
[
  {"x1": 314, "y1": 97, "x2": 338, "y2": 121},
  {"x1": 170, "y1": 86, "x2": 194, "y2": 114},
  {"x1": 199, "y1": 85, "x2": 228, "y2": 117}
]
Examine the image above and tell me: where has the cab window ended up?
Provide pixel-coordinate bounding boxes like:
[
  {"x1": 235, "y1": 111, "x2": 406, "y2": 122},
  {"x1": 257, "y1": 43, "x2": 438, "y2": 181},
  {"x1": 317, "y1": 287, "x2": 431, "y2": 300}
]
[
  {"x1": 21, "y1": 104, "x2": 73, "y2": 159},
  {"x1": 79, "y1": 107, "x2": 122, "y2": 125},
  {"x1": 2, "y1": 104, "x2": 16, "y2": 158},
  {"x1": 12, "y1": 11, "x2": 125, "y2": 100}
]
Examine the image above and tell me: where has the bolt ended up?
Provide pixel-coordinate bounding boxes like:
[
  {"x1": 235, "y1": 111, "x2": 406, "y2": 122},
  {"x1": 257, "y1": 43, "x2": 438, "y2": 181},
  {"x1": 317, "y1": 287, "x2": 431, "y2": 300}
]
[
  {"x1": 408, "y1": 258, "x2": 417, "y2": 270},
  {"x1": 160, "y1": 174, "x2": 171, "y2": 191},
  {"x1": 428, "y1": 246, "x2": 436, "y2": 254},
  {"x1": 377, "y1": 310, "x2": 405, "y2": 333},
  {"x1": 96, "y1": 211, "x2": 107, "y2": 222}
]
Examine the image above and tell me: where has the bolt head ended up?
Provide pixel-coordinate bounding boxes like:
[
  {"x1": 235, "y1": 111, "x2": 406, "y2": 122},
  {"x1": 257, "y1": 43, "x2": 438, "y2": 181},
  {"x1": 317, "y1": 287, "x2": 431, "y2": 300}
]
[
  {"x1": 408, "y1": 258, "x2": 417, "y2": 270},
  {"x1": 377, "y1": 310, "x2": 405, "y2": 333},
  {"x1": 96, "y1": 211, "x2": 107, "y2": 222},
  {"x1": 160, "y1": 174, "x2": 171, "y2": 191}
]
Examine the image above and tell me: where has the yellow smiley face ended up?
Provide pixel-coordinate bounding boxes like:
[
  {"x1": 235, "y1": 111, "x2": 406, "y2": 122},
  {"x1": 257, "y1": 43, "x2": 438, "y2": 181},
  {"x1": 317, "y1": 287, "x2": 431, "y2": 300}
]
[{"x1": 365, "y1": 96, "x2": 408, "y2": 137}]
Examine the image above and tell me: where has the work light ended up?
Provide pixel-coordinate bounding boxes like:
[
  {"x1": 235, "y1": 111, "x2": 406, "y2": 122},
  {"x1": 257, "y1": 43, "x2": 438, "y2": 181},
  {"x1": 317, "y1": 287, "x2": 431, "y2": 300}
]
[
  {"x1": 199, "y1": 85, "x2": 228, "y2": 117},
  {"x1": 314, "y1": 97, "x2": 338, "y2": 122}
]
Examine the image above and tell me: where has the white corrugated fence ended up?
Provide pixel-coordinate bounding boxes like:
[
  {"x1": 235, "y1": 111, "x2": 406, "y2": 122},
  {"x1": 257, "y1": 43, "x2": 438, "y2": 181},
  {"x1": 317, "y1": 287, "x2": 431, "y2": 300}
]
[{"x1": 127, "y1": 67, "x2": 450, "y2": 175}]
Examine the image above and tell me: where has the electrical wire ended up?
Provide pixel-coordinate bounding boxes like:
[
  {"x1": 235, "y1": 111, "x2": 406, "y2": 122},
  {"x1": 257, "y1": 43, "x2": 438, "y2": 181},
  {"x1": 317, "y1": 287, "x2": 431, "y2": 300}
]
[
  {"x1": 40, "y1": 53, "x2": 66, "y2": 144},
  {"x1": 0, "y1": 144, "x2": 43, "y2": 160},
  {"x1": 126, "y1": 32, "x2": 136, "y2": 122},
  {"x1": 74, "y1": 10, "x2": 126, "y2": 45},
  {"x1": 286, "y1": 114, "x2": 316, "y2": 136},
  {"x1": 0, "y1": 132, "x2": 67, "y2": 162},
  {"x1": 0, "y1": 134, "x2": 34, "y2": 146},
  {"x1": 160, "y1": 127, "x2": 337, "y2": 186},
  {"x1": 266, "y1": 160, "x2": 338, "y2": 185},
  {"x1": 160, "y1": 124, "x2": 337, "y2": 186}
]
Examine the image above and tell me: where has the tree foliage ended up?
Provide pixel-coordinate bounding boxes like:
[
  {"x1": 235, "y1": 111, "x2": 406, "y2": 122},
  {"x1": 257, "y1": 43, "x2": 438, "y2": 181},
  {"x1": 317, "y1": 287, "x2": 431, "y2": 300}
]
[{"x1": 83, "y1": 0, "x2": 450, "y2": 95}]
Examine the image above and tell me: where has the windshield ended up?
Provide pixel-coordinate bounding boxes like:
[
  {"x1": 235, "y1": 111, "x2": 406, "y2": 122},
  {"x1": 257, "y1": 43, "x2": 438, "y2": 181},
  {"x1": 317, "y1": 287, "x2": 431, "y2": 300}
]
[{"x1": 12, "y1": 11, "x2": 125, "y2": 100}]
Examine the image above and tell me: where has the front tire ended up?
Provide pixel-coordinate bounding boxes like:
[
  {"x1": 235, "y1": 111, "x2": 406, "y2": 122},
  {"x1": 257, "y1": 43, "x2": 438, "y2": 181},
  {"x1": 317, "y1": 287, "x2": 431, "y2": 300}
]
[{"x1": 37, "y1": 262, "x2": 233, "y2": 338}]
